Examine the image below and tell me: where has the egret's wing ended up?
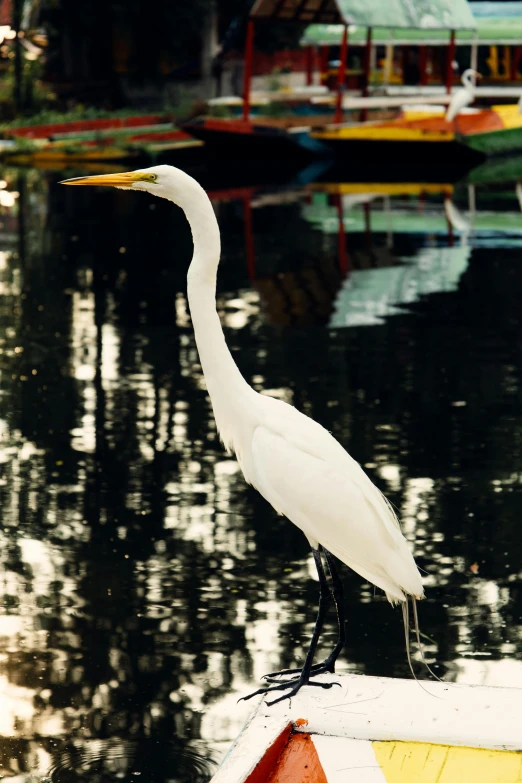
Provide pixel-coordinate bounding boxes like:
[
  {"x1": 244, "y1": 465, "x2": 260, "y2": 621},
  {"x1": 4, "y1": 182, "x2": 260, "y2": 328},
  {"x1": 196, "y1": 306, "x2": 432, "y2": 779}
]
[
  {"x1": 251, "y1": 426, "x2": 423, "y2": 601},
  {"x1": 259, "y1": 395, "x2": 403, "y2": 541}
]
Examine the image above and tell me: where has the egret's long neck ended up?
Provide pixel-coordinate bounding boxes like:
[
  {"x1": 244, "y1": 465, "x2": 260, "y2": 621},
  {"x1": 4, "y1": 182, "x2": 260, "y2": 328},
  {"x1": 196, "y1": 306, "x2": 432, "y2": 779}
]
[{"x1": 180, "y1": 179, "x2": 255, "y2": 445}]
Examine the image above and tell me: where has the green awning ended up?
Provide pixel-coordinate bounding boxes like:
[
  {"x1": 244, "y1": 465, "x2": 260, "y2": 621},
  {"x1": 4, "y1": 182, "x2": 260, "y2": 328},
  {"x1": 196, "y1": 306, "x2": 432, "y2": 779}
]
[
  {"x1": 302, "y1": 18, "x2": 522, "y2": 46},
  {"x1": 250, "y1": 0, "x2": 476, "y2": 31}
]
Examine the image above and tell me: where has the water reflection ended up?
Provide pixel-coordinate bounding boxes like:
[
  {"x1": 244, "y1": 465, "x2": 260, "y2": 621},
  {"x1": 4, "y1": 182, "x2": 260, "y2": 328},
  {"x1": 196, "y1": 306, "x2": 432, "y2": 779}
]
[
  {"x1": 330, "y1": 246, "x2": 471, "y2": 327},
  {"x1": 0, "y1": 165, "x2": 521, "y2": 781}
]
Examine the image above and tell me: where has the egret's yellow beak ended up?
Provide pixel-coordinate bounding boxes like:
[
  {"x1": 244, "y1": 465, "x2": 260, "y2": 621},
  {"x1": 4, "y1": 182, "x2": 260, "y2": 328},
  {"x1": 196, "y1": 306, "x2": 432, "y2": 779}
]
[{"x1": 60, "y1": 171, "x2": 149, "y2": 187}]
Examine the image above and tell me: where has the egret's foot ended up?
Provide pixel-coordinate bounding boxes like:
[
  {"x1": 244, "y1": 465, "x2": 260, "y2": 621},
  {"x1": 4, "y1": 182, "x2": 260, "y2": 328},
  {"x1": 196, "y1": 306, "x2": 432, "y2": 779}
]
[
  {"x1": 262, "y1": 658, "x2": 336, "y2": 681},
  {"x1": 239, "y1": 677, "x2": 340, "y2": 707}
]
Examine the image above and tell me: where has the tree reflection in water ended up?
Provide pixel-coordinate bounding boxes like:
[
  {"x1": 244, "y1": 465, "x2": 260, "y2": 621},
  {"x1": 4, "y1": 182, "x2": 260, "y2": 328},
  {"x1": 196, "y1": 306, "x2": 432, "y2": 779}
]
[{"x1": 0, "y1": 170, "x2": 520, "y2": 780}]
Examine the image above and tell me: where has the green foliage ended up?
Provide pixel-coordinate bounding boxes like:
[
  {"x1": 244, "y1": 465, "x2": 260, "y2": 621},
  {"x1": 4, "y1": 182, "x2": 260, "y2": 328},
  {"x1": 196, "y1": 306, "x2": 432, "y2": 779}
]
[
  {"x1": 0, "y1": 106, "x2": 155, "y2": 133},
  {"x1": 208, "y1": 103, "x2": 235, "y2": 118},
  {"x1": 256, "y1": 101, "x2": 288, "y2": 118},
  {"x1": 10, "y1": 136, "x2": 38, "y2": 152},
  {"x1": 0, "y1": 52, "x2": 55, "y2": 113}
]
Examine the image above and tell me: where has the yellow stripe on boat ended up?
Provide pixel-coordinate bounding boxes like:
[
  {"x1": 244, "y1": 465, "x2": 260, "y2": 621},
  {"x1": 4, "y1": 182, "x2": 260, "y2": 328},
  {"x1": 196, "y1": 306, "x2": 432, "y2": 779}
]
[
  {"x1": 311, "y1": 125, "x2": 455, "y2": 142},
  {"x1": 210, "y1": 673, "x2": 522, "y2": 783},
  {"x1": 491, "y1": 104, "x2": 522, "y2": 129},
  {"x1": 309, "y1": 182, "x2": 453, "y2": 195},
  {"x1": 373, "y1": 741, "x2": 522, "y2": 783},
  {"x1": 401, "y1": 109, "x2": 446, "y2": 121}
]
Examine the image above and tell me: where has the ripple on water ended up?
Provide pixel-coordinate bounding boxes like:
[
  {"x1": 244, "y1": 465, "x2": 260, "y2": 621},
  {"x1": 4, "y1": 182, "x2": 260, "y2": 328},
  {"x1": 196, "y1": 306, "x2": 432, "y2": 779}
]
[{"x1": 47, "y1": 739, "x2": 216, "y2": 782}]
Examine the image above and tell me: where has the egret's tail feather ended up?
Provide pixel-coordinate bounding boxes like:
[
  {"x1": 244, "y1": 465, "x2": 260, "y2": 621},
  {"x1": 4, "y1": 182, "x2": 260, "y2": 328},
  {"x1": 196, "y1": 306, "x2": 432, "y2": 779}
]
[
  {"x1": 401, "y1": 599, "x2": 441, "y2": 699},
  {"x1": 411, "y1": 597, "x2": 444, "y2": 683}
]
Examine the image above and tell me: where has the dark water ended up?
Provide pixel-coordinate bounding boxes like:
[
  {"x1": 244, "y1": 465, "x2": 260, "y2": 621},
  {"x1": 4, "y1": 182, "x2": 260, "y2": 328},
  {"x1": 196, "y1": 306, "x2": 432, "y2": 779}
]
[{"x1": 0, "y1": 162, "x2": 522, "y2": 781}]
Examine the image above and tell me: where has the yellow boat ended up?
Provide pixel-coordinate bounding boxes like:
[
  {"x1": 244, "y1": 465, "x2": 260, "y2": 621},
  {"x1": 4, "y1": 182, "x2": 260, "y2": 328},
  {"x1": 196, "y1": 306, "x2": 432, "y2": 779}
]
[
  {"x1": 210, "y1": 673, "x2": 522, "y2": 783},
  {"x1": 311, "y1": 105, "x2": 522, "y2": 166}
]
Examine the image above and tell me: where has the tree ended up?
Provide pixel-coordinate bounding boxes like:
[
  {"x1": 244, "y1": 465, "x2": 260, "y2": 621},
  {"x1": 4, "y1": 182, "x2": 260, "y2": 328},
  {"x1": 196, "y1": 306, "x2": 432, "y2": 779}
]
[{"x1": 38, "y1": 0, "x2": 304, "y2": 105}]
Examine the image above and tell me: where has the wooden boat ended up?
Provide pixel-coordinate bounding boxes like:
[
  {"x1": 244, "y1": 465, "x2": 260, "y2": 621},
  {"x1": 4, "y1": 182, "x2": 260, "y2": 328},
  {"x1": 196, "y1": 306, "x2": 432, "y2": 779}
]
[
  {"x1": 0, "y1": 113, "x2": 201, "y2": 163},
  {"x1": 311, "y1": 104, "x2": 522, "y2": 167},
  {"x1": 210, "y1": 672, "x2": 522, "y2": 782},
  {"x1": 466, "y1": 152, "x2": 522, "y2": 185},
  {"x1": 3, "y1": 145, "x2": 141, "y2": 165},
  {"x1": 180, "y1": 117, "x2": 329, "y2": 159},
  {"x1": 3, "y1": 113, "x2": 171, "y2": 139},
  {"x1": 189, "y1": 0, "x2": 475, "y2": 160}
]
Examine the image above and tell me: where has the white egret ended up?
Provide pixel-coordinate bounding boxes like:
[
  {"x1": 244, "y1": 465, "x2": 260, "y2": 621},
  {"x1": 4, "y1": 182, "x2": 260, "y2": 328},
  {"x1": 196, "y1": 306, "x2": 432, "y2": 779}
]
[
  {"x1": 445, "y1": 68, "x2": 481, "y2": 123},
  {"x1": 62, "y1": 166, "x2": 425, "y2": 705}
]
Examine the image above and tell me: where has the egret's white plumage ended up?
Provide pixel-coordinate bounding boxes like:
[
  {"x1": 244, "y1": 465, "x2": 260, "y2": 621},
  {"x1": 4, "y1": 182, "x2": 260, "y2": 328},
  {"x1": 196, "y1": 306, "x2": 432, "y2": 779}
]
[
  {"x1": 445, "y1": 68, "x2": 479, "y2": 123},
  {"x1": 62, "y1": 164, "x2": 425, "y2": 695},
  {"x1": 159, "y1": 165, "x2": 424, "y2": 606}
]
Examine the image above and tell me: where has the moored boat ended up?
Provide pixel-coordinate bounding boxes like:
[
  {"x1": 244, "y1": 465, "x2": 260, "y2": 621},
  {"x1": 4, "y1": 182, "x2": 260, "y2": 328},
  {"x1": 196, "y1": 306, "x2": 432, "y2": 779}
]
[
  {"x1": 183, "y1": 0, "x2": 476, "y2": 161},
  {"x1": 310, "y1": 103, "x2": 522, "y2": 173},
  {"x1": 210, "y1": 672, "x2": 522, "y2": 783},
  {"x1": 180, "y1": 116, "x2": 329, "y2": 159},
  {"x1": 0, "y1": 113, "x2": 201, "y2": 164}
]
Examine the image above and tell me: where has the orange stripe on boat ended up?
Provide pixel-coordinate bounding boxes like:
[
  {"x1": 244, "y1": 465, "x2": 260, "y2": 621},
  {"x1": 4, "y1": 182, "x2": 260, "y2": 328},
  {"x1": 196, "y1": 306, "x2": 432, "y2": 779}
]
[
  {"x1": 8, "y1": 115, "x2": 168, "y2": 139},
  {"x1": 391, "y1": 111, "x2": 504, "y2": 134},
  {"x1": 203, "y1": 118, "x2": 254, "y2": 134},
  {"x1": 244, "y1": 723, "x2": 292, "y2": 783},
  {"x1": 270, "y1": 733, "x2": 328, "y2": 783}
]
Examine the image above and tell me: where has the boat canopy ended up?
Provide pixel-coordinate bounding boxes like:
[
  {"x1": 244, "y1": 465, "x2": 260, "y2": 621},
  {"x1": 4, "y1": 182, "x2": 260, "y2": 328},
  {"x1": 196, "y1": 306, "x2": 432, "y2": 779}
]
[
  {"x1": 250, "y1": 0, "x2": 476, "y2": 31},
  {"x1": 301, "y1": 19, "x2": 522, "y2": 46},
  {"x1": 300, "y1": 1, "x2": 522, "y2": 46},
  {"x1": 472, "y1": 2, "x2": 522, "y2": 19}
]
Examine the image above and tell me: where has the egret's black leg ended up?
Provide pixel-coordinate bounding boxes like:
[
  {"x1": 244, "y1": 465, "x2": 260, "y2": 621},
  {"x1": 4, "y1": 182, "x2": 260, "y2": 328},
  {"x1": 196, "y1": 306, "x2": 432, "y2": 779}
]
[
  {"x1": 317, "y1": 548, "x2": 345, "y2": 672},
  {"x1": 260, "y1": 547, "x2": 332, "y2": 681},
  {"x1": 240, "y1": 548, "x2": 339, "y2": 705},
  {"x1": 262, "y1": 548, "x2": 346, "y2": 683}
]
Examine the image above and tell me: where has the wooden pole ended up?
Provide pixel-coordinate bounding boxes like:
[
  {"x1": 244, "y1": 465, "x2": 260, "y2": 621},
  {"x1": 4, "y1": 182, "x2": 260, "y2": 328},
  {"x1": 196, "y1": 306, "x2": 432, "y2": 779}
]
[
  {"x1": 446, "y1": 30, "x2": 456, "y2": 94},
  {"x1": 511, "y1": 46, "x2": 522, "y2": 82},
  {"x1": 335, "y1": 194, "x2": 349, "y2": 275},
  {"x1": 363, "y1": 27, "x2": 372, "y2": 96},
  {"x1": 361, "y1": 27, "x2": 372, "y2": 121},
  {"x1": 242, "y1": 20, "x2": 255, "y2": 122},
  {"x1": 400, "y1": 45, "x2": 407, "y2": 84},
  {"x1": 335, "y1": 26, "x2": 348, "y2": 124},
  {"x1": 363, "y1": 202, "x2": 372, "y2": 249},
  {"x1": 306, "y1": 45, "x2": 314, "y2": 85},
  {"x1": 419, "y1": 45, "x2": 428, "y2": 86},
  {"x1": 384, "y1": 44, "x2": 393, "y2": 85},
  {"x1": 470, "y1": 37, "x2": 478, "y2": 85},
  {"x1": 13, "y1": 0, "x2": 23, "y2": 114},
  {"x1": 319, "y1": 45, "x2": 329, "y2": 85},
  {"x1": 468, "y1": 184, "x2": 476, "y2": 217},
  {"x1": 445, "y1": 194, "x2": 454, "y2": 247},
  {"x1": 502, "y1": 46, "x2": 511, "y2": 79}
]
